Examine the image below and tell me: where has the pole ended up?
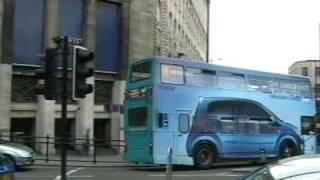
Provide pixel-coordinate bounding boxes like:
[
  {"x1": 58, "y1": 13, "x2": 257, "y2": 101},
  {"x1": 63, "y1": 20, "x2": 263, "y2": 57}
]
[
  {"x1": 60, "y1": 36, "x2": 69, "y2": 180},
  {"x1": 319, "y1": 23, "x2": 320, "y2": 60},
  {"x1": 166, "y1": 147, "x2": 172, "y2": 180},
  {"x1": 206, "y1": 0, "x2": 210, "y2": 63},
  {"x1": 46, "y1": 135, "x2": 49, "y2": 163}
]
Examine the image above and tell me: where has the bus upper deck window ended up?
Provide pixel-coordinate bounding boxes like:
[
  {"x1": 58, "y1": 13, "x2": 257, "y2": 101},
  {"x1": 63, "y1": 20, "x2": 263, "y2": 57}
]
[
  {"x1": 161, "y1": 64, "x2": 184, "y2": 85},
  {"x1": 130, "y1": 62, "x2": 151, "y2": 82}
]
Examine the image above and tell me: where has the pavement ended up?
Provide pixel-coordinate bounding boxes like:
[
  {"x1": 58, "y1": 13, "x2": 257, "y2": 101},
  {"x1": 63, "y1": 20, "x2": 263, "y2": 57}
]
[{"x1": 34, "y1": 152, "x2": 140, "y2": 167}]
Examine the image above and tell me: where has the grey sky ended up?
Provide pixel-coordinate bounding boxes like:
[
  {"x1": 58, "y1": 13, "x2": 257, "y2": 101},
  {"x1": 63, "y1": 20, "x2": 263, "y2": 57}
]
[{"x1": 209, "y1": 0, "x2": 320, "y2": 73}]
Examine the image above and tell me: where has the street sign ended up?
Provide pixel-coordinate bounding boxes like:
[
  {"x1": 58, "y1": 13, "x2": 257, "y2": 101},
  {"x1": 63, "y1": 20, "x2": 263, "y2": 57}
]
[
  {"x1": 54, "y1": 36, "x2": 83, "y2": 46},
  {"x1": 68, "y1": 37, "x2": 83, "y2": 46}
]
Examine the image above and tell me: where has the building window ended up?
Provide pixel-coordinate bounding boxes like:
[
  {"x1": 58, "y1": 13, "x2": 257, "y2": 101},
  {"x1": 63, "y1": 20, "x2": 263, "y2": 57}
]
[
  {"x1": 302, "y1": 67, "x2": 308, "y2": 76},
  {"x1": 96, "y1": 2, "x2": 121, "y2": 72},
  {"x1": 59, "y1": 0, "x2": 84, "y2": 38},
  {"x1": 316, "y1": 67, "x2": 320, "y2": 77},
  {"x1": 13, "y1": 0, "x2": 45, "y2": 65}
]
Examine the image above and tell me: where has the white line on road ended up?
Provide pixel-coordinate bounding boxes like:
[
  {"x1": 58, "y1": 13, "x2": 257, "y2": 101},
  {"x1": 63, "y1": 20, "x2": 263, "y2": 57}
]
[
  {"x1": 16, "y1": 176, "x2": 55, "y2": 179},
  {"x1": 68, "y1": 175, "x2": 94, "y2": 178},
  {"x1": 149, "y1": 173, "x2": 242, "y2": 177},
  {"x1": 53, "y1": 167, "x2": 84, "y2": 180}
]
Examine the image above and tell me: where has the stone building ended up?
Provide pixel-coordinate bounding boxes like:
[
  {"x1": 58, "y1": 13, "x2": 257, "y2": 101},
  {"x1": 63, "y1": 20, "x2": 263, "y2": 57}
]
[
  {"x1": 131, "y1": 0, "x2": 209, "y2": 61},
  {"x1": 0, "y1": 0, "x2": 209, "y2": 154},
  {"x1": 289, "y1": 60, "x2": 320, "y2": 112}
]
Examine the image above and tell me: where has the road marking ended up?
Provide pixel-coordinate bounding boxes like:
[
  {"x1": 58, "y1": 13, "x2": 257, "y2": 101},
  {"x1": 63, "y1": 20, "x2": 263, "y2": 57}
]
[
  {"x1": 68, "y1": 175, "x2": 94, "y2": 178},
  {"x1": 16, "y1": 176, "x2": 55, "y2": 178},
  {"x1": 53, "y1": 167, "x2": 84, "y2": 180},
  {"x1": 232, "y1": 167, "x2": 257, "y2": 172},
  {"x1": 149, "y1": 173, "x2": 242, "y2": 177}
]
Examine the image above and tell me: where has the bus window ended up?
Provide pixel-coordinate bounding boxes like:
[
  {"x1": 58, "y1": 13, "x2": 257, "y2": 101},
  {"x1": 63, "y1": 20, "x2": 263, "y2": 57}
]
[
  {"x1": 130, "y1": 62, "x2": 151, "y2": 82},
  {"x1": 218, "y1": 71, "x2": 245, "y2": 89},
  {"x1": 272, "y1": 79, "x2": 296, "y2": 96},
  {"x1": 247, "y1": 75, "x2": 272, "y2": 93},
  {"x1": 186, "y1": 68, "x2": 217, "y2": 87},
  {"x1": 161, "y1": 64, "x2": 184, "y2": 85},
  {"x1": 179, "y1": 114, "x2": 190, "y2": 133},
  {"x1": 128, "y1": 107, "x2": 147, "y2": 127},
  {"x1": 296, "y1": 82, "x2": 312, "y2": 98}
]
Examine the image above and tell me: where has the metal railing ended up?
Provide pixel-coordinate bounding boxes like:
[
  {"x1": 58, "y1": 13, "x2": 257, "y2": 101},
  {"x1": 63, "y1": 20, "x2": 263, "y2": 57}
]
[{"x1": 0, "y1": 135, "x2": 126, "y2": 164}]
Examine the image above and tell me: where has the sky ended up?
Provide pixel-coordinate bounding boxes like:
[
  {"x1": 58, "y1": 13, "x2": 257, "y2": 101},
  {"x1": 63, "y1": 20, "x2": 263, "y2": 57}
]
[{"x1": 209, "y1": 0, "x2": 320, "y2": 74}]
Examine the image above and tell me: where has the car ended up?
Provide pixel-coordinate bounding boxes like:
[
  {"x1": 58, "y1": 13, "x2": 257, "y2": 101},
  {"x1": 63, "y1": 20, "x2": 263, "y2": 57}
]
[
  {"x1": 0, "y1": 139, "x2": 35, "y2": 168},
  {"x1": 240, "y1": 155, "x2": 320, "y2": 180},
  {"x1": 0, "y1": 155, "x2": 15, "y2": 179}
]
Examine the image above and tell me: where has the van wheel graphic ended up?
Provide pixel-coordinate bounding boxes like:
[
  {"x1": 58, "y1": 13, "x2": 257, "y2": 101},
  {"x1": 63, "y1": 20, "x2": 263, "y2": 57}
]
[
  {"x1": 279, "y1": 140, "x2": 298, "y2": 158},
  {"x1": 193, "y1": 144, "x2": 216, "y2": 169}
]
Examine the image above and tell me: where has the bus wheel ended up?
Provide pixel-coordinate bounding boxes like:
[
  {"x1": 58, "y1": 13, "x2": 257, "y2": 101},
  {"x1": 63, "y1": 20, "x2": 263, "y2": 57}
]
[
  {"x1": 193, "y1": 144, "x2": 216, "y2": 169},
  {"x1": 279, "y1": 140, "x2": 298, "y2": 159}
]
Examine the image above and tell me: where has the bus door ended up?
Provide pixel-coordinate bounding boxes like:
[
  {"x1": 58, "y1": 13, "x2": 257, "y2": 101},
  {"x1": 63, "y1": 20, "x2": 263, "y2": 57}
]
[{"x1": 175, "y1": 111, "x2": 191, "y2": 161}]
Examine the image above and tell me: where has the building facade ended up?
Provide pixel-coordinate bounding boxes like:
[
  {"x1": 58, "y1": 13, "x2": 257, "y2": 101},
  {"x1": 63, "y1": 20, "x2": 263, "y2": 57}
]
[
  {"x1": 130, "y1": 0, "x2": 209, "y2": 61},
  {"x1": 289, "y1": 60, "x2": 320, "y2": 112},
  {"x1": 0, "y1": 0, "x2": 209, "y2": 154}
]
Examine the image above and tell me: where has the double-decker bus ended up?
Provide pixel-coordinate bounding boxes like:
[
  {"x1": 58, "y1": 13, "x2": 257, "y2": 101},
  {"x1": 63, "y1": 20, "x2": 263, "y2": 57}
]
[{"x1": 123, "y1": 57, "x2": 317, "y2": 169}]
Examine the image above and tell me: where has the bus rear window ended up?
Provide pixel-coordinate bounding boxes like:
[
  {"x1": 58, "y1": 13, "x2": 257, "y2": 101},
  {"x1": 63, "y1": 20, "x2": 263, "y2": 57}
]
[
  {"x1": 128, "y1": 107, "x2": 147, "y2": 127},
  {"x1": 130, "y1": 62, "x2": 151, "y2": 82}
]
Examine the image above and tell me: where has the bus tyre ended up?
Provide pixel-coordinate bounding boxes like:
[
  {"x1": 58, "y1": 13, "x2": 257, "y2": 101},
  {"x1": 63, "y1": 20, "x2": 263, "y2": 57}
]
[
  {"x1": 193, "y1": 144, "x2": 216, "y2": 170},
  {"x1": 279, "y1": 140, "x2": 298, "y2": 159}
]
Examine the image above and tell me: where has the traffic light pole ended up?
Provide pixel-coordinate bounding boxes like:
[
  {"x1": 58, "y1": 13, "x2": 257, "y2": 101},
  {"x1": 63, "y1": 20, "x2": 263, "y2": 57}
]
[{"x1": 60, "y1": 36, "x2": 68, "y2": 180}]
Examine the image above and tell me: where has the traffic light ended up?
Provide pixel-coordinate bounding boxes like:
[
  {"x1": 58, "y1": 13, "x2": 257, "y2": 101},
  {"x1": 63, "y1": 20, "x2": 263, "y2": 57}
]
[
  {"x1": 35, "y1": 48, "x2": 58, "y2": 100},
  {"x1": 72, "y1": 46, "x2": 94, "y2": 99}
]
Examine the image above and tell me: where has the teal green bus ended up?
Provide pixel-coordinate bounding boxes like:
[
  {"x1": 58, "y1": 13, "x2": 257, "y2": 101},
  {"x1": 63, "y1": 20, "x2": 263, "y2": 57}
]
[{"x1": 123, "y1": 57, "x2": 317, "y2": 168}]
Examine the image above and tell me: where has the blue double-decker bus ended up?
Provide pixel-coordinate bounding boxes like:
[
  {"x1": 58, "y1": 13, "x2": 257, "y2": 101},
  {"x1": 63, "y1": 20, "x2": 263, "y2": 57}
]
[{"x1": 123, "y1": 57, "x2": 317, "y2": 169}]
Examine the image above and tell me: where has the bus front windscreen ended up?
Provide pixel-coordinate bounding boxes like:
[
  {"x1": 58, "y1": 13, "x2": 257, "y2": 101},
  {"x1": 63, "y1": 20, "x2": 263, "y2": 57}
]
[{"x1": 130, "y1": 62, "x2": 151, "y2": 82}]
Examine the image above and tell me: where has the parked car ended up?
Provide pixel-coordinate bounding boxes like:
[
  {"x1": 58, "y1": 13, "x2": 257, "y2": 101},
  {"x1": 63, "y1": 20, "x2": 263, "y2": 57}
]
[
  {"x1": 240, "y1": 155, "x2": 320, "y2": 180},
  {"x1": 0, "y1": 139, "x2": 35, "y2": 168},
  {"x1": 0, "y1": 155, "x2": 15, "y2": 180}
]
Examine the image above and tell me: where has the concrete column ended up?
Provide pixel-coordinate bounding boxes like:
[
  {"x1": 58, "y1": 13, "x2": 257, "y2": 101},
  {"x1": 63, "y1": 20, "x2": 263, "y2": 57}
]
[
  {"x1": 0, "y1": 64, "x2": 12, "y2": 134},
  {"x1": 75, "y1": 0, "x2": 96, "y2": 155},
  {"x1": 75, "y1": 77, "x2": 94, "y2": 155},
  {"x1": 43, "y1": 0, "x2": 59, "y2": 48},
  {"x1": 119, "y1": 0, "x2": 130, "y2": 80},
  {"x1": 0, "y1": 0, "x2": 14, "y2": 137},
  {"x1": 111, "y1": 81, "x2": 126, "y2": 154},
  {"x1": 35, "y1": 96, "x2": 55, "y2": 154},
  {"x1": 35, "y1": 0, "x2": 59, "y2": 154}
]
